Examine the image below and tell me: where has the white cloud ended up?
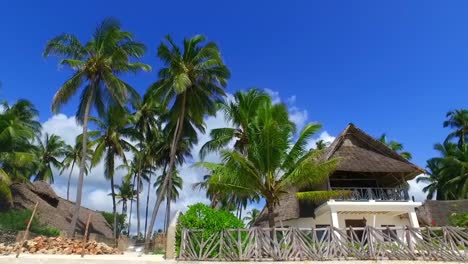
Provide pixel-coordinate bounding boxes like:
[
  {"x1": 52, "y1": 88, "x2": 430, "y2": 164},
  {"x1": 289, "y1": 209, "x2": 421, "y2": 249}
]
[
  {"x1": 42, "y1": 114, "x2": 82, "y2": 145},
  {"x1": 408, "y1": 176, "x2": 428, "y2": 202},
  {"x1": 308, "y1": 131, "x2": 336, "y2": 150}
]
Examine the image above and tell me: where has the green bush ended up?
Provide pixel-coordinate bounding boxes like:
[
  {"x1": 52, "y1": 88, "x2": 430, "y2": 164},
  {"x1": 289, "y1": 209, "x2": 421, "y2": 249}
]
[
  {"x1": 0, "y1": 181, "x2": 13, "y2": 208},
  {"x1": 100, "y1": 211, "x2": 127, "y2": 235},
  {"x1": 449, "y1": 212, "x2": 468, "y2": 227},
  {"x1": 176, "y1": 203, "x2": 244, "y2": 257},
  {"x1": 0, "y1": 209, "x2": 61, "y2": 236}
]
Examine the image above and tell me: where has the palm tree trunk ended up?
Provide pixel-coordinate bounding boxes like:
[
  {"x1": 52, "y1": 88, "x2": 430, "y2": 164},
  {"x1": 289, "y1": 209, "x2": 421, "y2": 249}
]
[
  {"x1": 111, "y1": 174, "x2": 117, "y2": 240},
  {"x1": 146, "y1": 93, "x2": 186, "y2": 245},
  {"x1": 165, "y1": 174, "x2": 171, "y2": 232},
  {"x1": 136, "y1": 171, "x2": 141, "y2": 238},
  {"x1": 127, "y1": 175, "x2": 136, "y2": 236},
  {"x1": 144, "y1": 172, "x2": 152, "y2": 239},
  {"x1": 266, "y1": 200, "x2": 275, "y2": 229},
  {"x1": 66, "y1": 160, "x2": 75, "y2": 201},
  {"x1": 68, "y1": 96, "x2": 93, "y2": 237}
]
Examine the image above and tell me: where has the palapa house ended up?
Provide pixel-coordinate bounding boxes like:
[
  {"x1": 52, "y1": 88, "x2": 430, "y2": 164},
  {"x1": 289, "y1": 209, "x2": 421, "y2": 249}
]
[{"x1": 256, "y1": 123, "x2": 425, "y2": 230}]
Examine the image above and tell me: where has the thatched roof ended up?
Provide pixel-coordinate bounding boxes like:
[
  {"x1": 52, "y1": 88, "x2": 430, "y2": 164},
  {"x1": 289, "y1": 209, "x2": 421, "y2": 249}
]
[
  {"x1": 254, "y1": 123, "x2": 424, "y2": 226},
  {"x1": 9, "y1": 182, "x2": 113, "y2": 238},
  {"x1": 323, "y1": 123, "x2": 424, "y2": 180}
]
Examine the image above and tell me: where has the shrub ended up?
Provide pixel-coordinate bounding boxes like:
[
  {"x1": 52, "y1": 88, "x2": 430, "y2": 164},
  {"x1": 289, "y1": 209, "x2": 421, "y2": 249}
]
[
  {"x1": 449, "y1": 213, "x2": 468, "y2": 227},
  {"x1": 0, "y1": 209, "x2": 61, "y2": 236},
  {"x1": 0, "y1": 181, "x2": 13, "y2": 209},
  {"x1": 100, "y1": 211, "x2": 127, "y2": 235},
  {"x1": 176, "y1": 203, "x2": 244, "y2": 256}
]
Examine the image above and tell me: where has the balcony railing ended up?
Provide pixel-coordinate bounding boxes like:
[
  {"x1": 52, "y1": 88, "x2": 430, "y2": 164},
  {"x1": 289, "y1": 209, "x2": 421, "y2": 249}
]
[{"x1": 331, "y1": 187, "x2": 410, "y2": 201}]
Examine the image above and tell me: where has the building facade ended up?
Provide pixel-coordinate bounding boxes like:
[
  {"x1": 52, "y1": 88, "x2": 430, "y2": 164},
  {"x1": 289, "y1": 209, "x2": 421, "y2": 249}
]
[{"x1": 256, "y1": 123, "x2": 425, "y2": 231}]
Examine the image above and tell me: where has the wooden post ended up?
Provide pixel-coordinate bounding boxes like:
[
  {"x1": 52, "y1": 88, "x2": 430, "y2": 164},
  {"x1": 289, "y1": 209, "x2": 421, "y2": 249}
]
[
  {"x1": 81, "y1": 213, "x2": 92, "y2": 258},
  {"x1": 16, "y1": 202, "x2": 39, "y2": 258}
]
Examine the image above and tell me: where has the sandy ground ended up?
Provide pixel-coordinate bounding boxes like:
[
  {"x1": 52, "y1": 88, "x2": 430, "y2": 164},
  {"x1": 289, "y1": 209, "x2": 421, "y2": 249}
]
[{"x1": 0, "y1": 255, "x2": 465, "y2": 264}]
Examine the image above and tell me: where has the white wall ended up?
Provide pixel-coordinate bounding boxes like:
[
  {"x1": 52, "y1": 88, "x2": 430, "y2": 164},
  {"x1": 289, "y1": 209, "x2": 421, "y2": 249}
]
[{"x1": 280, "y1": 213, "x2": 411, "y2": 229}]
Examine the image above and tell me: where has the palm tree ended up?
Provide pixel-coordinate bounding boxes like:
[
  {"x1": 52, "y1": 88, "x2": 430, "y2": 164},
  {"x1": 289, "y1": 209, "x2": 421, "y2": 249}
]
[
  {"x1": 0, "y1": 100, "x2": 40, "y2": 206},
  {"x1": 417, "y1": 141, "x2": 468, "y2": 200},
  {"x1": 154, "y1": 168, "x2": 183, "y2": 232},
  {"x1": 44, "y1": 18, "x2": 150, "y2": 236},
  {"x1": 145, "y1": 34, "x2": 230, "y2": 243},
  {"x1": 60, "y1": 138, "x2": 93, "y2": 201},
  {"x1": 34, "y1": 133, "x2": 67, "y2": 183},
  {"x1": 115, "y1": 178, "x2": 135, "y2": 217},
  {"x1": 199, "y1": 89, "x2": 270, "y2": 159},
  {"x1": 89, "y1": 106, "x2": 136, "y2": 239},
  {"x1": 378, "y1": 134, "x2": 412, "y2": 160},
  {"x1": 198, "y1": 101, "x2": 344, "y2": 228},
  {"x1": 243, "y1": 209, "x2": 260, "y2": 227},
  {"x1": 315, "y1": 139, "x2": 329, "y2": 150},
  {"x1": 444, "y1": 109, "x2": 468, "y2": 148}
]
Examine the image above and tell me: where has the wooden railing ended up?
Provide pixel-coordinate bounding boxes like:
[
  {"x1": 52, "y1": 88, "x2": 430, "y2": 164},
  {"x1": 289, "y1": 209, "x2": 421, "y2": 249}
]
[
  {"x1": 331, "y1": 187, "x2": 410, "y2": 201},
  {"x1": 179, "y1": 226, "x2": 468, "y2": 261}
]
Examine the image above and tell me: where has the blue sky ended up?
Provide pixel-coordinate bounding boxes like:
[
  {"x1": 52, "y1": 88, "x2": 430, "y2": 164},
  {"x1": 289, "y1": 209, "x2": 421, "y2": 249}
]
[{"x1": 0, "y1": 1, "x2": 467, "y2": 217}]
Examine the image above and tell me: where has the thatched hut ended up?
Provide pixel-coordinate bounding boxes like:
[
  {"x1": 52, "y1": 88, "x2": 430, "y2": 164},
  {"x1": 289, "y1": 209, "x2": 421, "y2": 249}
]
[{"x1": 255, "y1": 123, "x2": 424, "y2": 230}]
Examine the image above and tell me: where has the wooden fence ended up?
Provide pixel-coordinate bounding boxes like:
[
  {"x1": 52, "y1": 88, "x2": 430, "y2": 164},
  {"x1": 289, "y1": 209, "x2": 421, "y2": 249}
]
[{"x1": 179, "y1": 226, "x2": 468, "y2": 261}]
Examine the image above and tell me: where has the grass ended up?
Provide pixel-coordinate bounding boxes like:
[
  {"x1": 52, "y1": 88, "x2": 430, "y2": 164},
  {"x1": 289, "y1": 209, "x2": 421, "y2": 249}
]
[{"x1": 0, "y1": 209, "x2": 61, "y2": 236}]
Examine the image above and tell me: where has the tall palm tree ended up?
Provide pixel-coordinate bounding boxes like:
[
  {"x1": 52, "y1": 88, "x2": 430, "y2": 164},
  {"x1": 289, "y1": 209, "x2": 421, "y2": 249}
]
[
  {"x1": 243, "y1": 209, "x2": 260, "y2": 227},
  {"x1": 315, "y1": 139, "x2": 329, "y2": 150},
  {"x1": 60, "y1": 138, "x2": 93, "y2": 201},
  {"x1": 145, "y1": 34, "x2": 230, "y2": 243},
  {"x1": 199, "y1": 89, "x2": 270, "y2": 159},
  {"x1": 89, "y1": 106, "x2": 136, "y2": 239},
  {"x1": 378, "y1": 134, "x2": 412, "y2": 160},
  {"x1": 444, "y1": 109, "x2": 468, "y2": 148},
  {"x1": 154, "y1": 168, "x2": 183, "y2": 232},
  {"x1": 198, "y1": 101, "x2": 344, "y2": 228},
  {"x1": 34, "y1": 133, "x2": 67, "y2": 183},
  {"x1": 44, "y1": 18, "x2": 150, "y2": 236}
]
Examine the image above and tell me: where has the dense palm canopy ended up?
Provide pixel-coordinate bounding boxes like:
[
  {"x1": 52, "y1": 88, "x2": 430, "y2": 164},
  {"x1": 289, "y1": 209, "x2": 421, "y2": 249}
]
[
  {"x1": 378, "y1": 134, "x2": 412, "y2": 160},
  {"x1": 444, "y1": 109, "x2": 468, "y2": 148},
  {"x1": 44, "y1": 18, "x2": 150, "y2": 235},
  {"x1": 145, "y1": 34, "x2": 230, "y2": 241},
  {"x1": 34, "y1": 133, "x2": 67, "y2": 183},
  {"x1": 197, "y1": 99, "x2": 343, "y2": 228}
]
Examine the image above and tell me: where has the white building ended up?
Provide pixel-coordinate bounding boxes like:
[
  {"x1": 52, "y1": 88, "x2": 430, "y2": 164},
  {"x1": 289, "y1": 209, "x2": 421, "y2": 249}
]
[{"x1": 256, "y1": 123, "x2": 424, "y2": 231}]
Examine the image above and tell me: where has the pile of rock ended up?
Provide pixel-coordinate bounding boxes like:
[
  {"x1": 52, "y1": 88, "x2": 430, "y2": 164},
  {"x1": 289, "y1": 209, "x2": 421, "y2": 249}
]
[{"x1": 0, "y1": 236, "x2": 122, "y2": 255}]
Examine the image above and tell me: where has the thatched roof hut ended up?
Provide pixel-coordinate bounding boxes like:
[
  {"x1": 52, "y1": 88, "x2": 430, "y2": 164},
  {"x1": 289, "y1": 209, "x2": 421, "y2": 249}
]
[{"x1": 255, "y1": 123, "x2": 425, "y2": 226}]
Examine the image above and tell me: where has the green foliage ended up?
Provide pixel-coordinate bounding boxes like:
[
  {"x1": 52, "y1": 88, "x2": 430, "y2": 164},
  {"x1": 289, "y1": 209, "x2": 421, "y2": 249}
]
[
  {"x1": 178, "y1": 203, "x2": 244, "y2": 231},
  {"x1": 100, "y1": 211, "x2": 127, "y2": 235},
  {"x1": 449, "y1": 213, "x2": 468, "y2": 227},
  {"x1": 176, "y1": 203, "x2": 244, "y2": 256},
  {"x1": 0, "y1": 209, "x2": 60, "y2": 236},
  {"x1": 0, "y1": 181, "x2": 13, "y2": 208}
]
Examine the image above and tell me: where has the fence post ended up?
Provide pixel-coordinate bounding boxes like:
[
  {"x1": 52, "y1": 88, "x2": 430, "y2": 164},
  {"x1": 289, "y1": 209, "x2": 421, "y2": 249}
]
[
  {"x1": 219, "y1": 230, "x2": 224, "y2": 260},
  {"x1": 16, "y1": 201, "x2": 38, "y2": 258},
  {"x1": 81, "y1": 213, "x2": 92, "y2": 258},
  {"x1": 179, "y1": 229, "x2": 187, "y2": 260}
]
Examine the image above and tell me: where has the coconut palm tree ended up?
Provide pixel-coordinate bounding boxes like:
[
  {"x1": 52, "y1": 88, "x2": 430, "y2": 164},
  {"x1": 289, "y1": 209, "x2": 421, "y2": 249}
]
[
  {"x1": 197, "y1": 101, "x2": 344, "y2": 228},
  {"x1": 44, "y1": 18, "x2": 150, "y2": 236},
  {"x1": 243, "y1": 209, "x2": 260, "y2": 227},
  {"x1": 444, "y1": 109, "x2": 468, "y2": 148},
  {"x1": 315, "y1": 139, "x2": 329, "y2": 150},
  {"x1": 145, "y1": 34, "x2": 230, "y2": 242},
  {"x1": 199, "y1": 89, "x2": 270, "y2": 159},
  {"x1": 154, "y1": 168, "x2": 183, "y2": 231},
  {"x1": 0, "y1": 100, "x2": 40, "y2": 206},
  {"x1": 60, "y1": 138, "x2": 93, "y2": 201},
  {"x1": 115, "y1": 178, "x2": 135, "y2": 216},
  {"x1": 34, "y1": 133, "x2": 67, "y2": 183},
  {"x1": 89, "y1": 106, "x2": 137, "y2": 239},
  {"x1": 378, "y1": 134, "x2": 412, "y2": 160}
]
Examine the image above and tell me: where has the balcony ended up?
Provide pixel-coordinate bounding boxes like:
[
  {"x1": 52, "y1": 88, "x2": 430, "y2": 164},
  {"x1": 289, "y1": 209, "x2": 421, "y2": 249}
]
[{"x1": 331, "y1": 187, "x2": 410, "y2": 201}]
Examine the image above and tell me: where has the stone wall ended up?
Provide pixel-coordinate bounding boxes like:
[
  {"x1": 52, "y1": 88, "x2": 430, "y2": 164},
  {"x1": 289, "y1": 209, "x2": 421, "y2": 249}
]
[
  {"x1": 416, "y1": 200, "x2": 468, "y2": 226},
  {"x1": 0, "y1": 230, "x2": 17, "y2": 245}
]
